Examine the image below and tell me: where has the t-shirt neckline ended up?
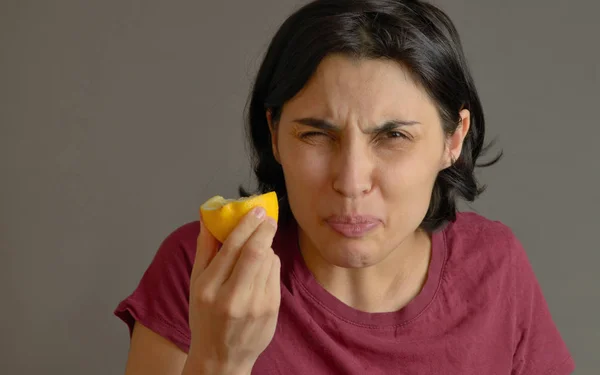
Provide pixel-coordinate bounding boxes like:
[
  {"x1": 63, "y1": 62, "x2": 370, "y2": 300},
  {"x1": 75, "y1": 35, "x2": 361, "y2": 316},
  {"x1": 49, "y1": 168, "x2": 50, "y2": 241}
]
[{"x1": 287, "y1": 221, "x2": 447, "y2": 328}]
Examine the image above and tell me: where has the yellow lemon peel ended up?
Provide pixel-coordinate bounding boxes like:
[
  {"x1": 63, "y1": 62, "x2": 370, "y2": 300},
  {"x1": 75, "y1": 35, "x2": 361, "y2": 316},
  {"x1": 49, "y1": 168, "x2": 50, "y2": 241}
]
[{"x1": 199, "y1": 191, "x2": 279, "y2": 242}]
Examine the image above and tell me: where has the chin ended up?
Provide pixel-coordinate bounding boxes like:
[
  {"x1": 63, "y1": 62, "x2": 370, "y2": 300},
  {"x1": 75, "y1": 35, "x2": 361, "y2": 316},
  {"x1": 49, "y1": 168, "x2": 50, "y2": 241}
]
[{"x1": 320, "y1": 237, "x2": 383, "y2": 269}]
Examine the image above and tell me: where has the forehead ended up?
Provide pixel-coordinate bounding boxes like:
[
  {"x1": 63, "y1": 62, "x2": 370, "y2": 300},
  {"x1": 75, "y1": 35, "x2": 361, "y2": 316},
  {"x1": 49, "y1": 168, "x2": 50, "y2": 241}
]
[{"x1": 282, "y1": 54, "x2": 438, "y2": 123}]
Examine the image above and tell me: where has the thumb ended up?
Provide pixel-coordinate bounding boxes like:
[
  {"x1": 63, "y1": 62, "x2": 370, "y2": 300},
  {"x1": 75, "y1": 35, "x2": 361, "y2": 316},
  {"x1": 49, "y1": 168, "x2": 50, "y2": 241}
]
[{"x1": 191, "y1": 218, "x2": 220, "y2": 283}]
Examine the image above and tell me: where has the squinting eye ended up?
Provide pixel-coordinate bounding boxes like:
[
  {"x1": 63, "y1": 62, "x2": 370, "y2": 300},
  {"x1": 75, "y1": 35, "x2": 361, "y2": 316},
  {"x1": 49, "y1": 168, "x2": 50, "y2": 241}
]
[
  {"x1": 386, "y1": 131, "x2": 409, "y2": 139},
  {"x1": 300, "y1": 131, "x2": 329, "y2": 139}
]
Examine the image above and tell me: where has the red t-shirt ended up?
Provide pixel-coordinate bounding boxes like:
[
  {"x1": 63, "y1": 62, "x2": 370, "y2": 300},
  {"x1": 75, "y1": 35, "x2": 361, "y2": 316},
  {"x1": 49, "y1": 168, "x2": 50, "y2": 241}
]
[{"x1": 114, "y1": 212, "x2": 575, "y2": 374}]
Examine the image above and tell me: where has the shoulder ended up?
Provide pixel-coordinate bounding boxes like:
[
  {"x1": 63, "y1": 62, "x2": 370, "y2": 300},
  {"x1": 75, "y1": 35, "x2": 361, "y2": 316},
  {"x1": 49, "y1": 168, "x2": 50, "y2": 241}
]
[
  {"x1": 162, "y1": 220, "x2": 200, "y2": 249},
  {"x1": 440, "y1": 211, "x2": 529, "y2": 284},
  {"x1": 148, "y1": 220, "x2": 200, "y2": 276},
  {"x1": 113, "y1": 221, "x2": 200, "y2": 352},
  {"x1": 439, "y1": 214, "x2": 575, "y2": 374},
  {"x1": 443, "y1": 211, "x2": 524, "y2": 260},
  {"x1": 444, "y1": 211, "x2": 518, "y2": 244},
  {"x1": 147, "y1": 219, "x2": 201, "y2": 278}
]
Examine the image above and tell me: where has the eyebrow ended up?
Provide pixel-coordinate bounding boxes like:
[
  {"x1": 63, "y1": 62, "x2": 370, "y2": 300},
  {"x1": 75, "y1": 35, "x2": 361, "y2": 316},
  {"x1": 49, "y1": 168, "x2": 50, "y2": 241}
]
[{"x1": 292, "y1": 117, "x2": 420, "y2": 134}]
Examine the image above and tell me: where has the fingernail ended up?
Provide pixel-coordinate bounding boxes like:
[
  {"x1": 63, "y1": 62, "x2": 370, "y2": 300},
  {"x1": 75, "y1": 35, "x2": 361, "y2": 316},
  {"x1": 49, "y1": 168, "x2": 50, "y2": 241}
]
[
  {"x1": 267, "y1": 217, "x2": 278, "y2": 229},
  {"x1": 253, "y1": 206, "x2": 266, "y2": 219}
]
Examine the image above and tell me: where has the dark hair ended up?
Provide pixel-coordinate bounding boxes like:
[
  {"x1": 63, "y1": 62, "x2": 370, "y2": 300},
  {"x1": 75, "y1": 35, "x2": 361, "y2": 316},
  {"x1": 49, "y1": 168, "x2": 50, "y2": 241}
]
[{"x1": 239, "y1": 0, "x2": 502, "y2": 232}]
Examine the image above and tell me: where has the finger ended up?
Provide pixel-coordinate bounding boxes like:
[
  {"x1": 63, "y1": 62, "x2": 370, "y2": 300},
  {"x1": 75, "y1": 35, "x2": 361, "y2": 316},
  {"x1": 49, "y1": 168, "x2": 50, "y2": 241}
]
[
  {"x1": 267, "y1": 254, "x2": 281, "y2": 305},
  {"x1": 191, "y1": 219, "x2": 220, "y2": 283},
  {"x1": 227, "y1": 218, "x2": 278, "y2": 290},
  {"x1": 201, "y1": 207, "x2": 268, "y2": 288},
  {"x1": 252, "y1": 248, "x2": 275, "y2": 294}
]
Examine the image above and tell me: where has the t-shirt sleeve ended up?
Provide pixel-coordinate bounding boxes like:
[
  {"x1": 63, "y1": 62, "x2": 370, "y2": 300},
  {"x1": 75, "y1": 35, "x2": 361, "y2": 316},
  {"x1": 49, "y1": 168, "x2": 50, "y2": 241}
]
[
  {"x1": 113, "y1": 221, "x2": 199, "y2": 353},
  {"x1": 507, "y1": 229, "x2": 575, "y2": 375}
]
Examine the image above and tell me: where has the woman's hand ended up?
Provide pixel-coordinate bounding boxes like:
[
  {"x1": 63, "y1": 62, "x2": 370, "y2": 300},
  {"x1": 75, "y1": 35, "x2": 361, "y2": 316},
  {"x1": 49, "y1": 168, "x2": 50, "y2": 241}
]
[{"x1": 184, "y1": 207, "x2": 281, "y2": 375}]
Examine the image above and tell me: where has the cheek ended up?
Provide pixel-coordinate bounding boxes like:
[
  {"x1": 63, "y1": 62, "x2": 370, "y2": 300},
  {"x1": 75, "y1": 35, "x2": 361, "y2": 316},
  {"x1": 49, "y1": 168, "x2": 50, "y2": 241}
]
[
  {"x1": 279, "y1": 139, "x2": 330, "y2": 193},
  {"x1": 279, "y1": 142, "x2": 332, "y2": 226},
  {"x1": 380, "y1": 143, "x2": 442, "y2": 198}
]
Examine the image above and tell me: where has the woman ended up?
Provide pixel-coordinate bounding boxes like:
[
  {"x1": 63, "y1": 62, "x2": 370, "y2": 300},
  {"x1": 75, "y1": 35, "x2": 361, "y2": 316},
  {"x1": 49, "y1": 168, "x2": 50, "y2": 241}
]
[{"x1": 115, "y1": 0, "x2": 575, "y2": 374}]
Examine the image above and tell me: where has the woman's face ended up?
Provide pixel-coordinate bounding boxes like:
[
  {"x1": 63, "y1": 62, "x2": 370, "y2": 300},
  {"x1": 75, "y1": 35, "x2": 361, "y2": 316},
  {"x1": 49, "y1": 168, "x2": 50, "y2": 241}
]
[{"x1": 269, "y1": 54, "x2": 468, "y2": 268}]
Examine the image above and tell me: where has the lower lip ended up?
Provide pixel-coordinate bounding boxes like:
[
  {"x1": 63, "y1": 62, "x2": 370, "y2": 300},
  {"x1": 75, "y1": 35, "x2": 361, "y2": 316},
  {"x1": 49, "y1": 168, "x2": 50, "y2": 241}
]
[{"x1": 326, "y1": 221, "x2": 380, "y2": 238}]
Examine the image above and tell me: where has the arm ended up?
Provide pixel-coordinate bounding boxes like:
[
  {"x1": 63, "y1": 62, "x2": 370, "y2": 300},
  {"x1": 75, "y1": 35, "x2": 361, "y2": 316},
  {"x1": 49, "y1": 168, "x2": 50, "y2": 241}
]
[
  {"x1": 117, "y1": 209, "x2": 279, "y2": 375},
  {"x1": 115, "y1": 223, "x2": 199, "y2": 374},
  {"x1": 505, "y1": 228, "x2": 575, "y2": 375},
  {"x1": 123, "y1": 322, "x2": 187, "y2": 375},
  {"x1": 123, "y1": 321, "x2": 253, "y2": 375},
  {"x1": 120, "y1": 213, "x2": 278, "y2": 375}
]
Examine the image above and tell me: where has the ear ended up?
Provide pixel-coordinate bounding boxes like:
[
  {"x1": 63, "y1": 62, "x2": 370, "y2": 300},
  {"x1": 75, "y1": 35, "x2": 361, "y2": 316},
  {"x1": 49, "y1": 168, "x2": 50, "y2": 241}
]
[
  {"x1": 442, "y1": 108, "x2": 470, "y2": 169},
  {"x1": 266, "y1": 110, "x2": 281, "y2": 163}
]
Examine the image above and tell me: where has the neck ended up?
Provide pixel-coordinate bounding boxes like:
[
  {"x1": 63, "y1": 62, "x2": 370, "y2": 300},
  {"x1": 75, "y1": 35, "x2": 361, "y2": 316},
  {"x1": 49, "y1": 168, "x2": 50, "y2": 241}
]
[{"x1": 298, "y1": 228, "x2": 432, "y2": 313}]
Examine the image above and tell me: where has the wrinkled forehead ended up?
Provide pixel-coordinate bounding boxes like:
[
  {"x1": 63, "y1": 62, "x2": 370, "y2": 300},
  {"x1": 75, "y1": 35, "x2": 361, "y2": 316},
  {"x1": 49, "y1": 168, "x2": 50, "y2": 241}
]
[{"x1": 281, "y1": 54, "x2": 438, "y2": 127}]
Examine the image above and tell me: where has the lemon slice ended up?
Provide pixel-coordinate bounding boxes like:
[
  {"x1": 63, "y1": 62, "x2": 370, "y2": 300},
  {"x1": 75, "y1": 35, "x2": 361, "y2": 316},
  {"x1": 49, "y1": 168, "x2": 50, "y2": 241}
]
[{"x1": 199, "y1": 191, "x2": 279, "y2": 242}]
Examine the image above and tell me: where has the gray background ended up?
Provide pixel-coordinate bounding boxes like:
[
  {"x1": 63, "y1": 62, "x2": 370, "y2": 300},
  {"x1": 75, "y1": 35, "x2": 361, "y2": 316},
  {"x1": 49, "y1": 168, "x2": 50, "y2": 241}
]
[{"x1": 1, "y1": 0, "x2": 598, "y2": 374}]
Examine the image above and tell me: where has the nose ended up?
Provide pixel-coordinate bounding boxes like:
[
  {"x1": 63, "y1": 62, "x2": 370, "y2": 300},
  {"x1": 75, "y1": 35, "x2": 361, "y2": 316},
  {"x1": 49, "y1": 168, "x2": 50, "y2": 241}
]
[{"x1": 331, "y1": 142, "x2": 373, "y2": 198}]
